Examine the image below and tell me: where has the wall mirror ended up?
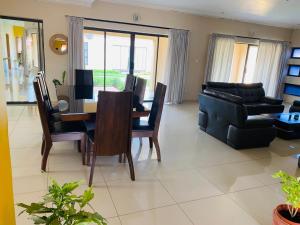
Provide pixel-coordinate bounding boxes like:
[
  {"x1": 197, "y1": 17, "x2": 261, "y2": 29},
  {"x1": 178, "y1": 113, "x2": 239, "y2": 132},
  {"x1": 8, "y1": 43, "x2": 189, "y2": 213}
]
[{"x1": 49, "y1": 34, "x2": 68, "y2": 55}]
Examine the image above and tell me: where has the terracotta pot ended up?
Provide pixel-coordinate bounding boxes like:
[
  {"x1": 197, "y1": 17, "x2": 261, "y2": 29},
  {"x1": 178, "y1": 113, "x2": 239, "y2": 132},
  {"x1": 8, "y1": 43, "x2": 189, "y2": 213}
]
[{"x1": 273, "y1": 204, "x2": 300, "y2": 225}]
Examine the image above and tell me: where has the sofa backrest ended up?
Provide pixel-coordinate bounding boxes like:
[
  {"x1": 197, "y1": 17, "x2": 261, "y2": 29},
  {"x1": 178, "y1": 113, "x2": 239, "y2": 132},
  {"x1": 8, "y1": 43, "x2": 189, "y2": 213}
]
[{"x1": 206, "y1": 82, "x2": 265, "y2": 103}]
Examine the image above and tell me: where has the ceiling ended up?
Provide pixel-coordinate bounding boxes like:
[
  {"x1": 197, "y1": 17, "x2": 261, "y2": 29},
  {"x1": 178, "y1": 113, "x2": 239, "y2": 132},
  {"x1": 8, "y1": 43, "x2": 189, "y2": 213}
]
[{"x1": 42, "y1": 0, "x2": 300, "y2": 28}]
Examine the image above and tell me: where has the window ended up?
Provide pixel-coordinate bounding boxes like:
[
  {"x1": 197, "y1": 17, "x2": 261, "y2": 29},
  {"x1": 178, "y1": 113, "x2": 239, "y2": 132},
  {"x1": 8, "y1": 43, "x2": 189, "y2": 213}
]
[
  {"x1": 229, "y1": 43, "x2": 259, "y2": 83},
  {"x1": 83, "y1": 42, "x2": 88, "y2": 66},
  {"x1": 83, "y1": 28, "x2": 168, "y2": 100},
  {"x1": 288, "y1": 65, "x2": 300, "y2": 76},
  {"x1": 284, "y1": 84, "x2": 300, "y2": 96},
  {"x1": 291, "y1": 48, "x2": 300, "y2": 58}
]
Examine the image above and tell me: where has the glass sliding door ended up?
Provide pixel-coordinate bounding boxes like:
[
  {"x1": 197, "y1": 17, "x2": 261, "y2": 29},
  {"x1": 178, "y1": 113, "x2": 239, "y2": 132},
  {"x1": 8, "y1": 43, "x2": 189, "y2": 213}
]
[
  {"x1": 134, "y1": 35, "x2": 158, "y2": 100},
  {"x1": 105, "y1": 32, "x2": 130, "y2": 91},
  {"x1": 83, "y1": 30, "x2": 105, "y2": 91},
  {"x1": 0, "y1": 17, "x2": 44, "y2": 103},
  {"x1": 84, "y1": 27, "x2": 168, "y2": 101}
]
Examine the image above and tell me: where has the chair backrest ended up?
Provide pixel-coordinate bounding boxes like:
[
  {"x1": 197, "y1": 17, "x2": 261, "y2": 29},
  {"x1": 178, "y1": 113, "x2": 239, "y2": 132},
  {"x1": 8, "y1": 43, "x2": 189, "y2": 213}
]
[
  {"x1": 124, "y1": 74, "x2": 136, "y2": 91},
  {"x1": 37, "y1": 71, "x2": 53, "y2": 111},
  {"x1": 33, "y1": 79, "x2": 52, "y2": 142},
  {"x1": 148, "y1": 82, "x2": 167, "y2": 132},
  {"x1": 94, "y1": 91, "x2": 133, "y2": 156},
  {"x1": 134, "y1": 77, "x2": 147, "y2": 104}
]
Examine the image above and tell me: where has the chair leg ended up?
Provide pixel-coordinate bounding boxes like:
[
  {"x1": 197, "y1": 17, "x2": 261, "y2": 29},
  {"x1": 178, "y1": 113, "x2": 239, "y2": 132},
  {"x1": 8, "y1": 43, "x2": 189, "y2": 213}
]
[
  {"x1": 89, "y1": 151, "x2": 97, "y2": 187},
  {"x1": 126, "y1": 152, "x2": 135, "y2": 181},
  {"x1": 87, "y1": 140, "x2": 91, "y2": 166},
  {"x1": 41, "y1": 142, "x2": 52, "y2": 172},
  {"x1": 77, "y1": 141, "x2": 81, "y2": 152},
  {"x1": 149, "y1": 137, "x2": 153, "y2": 149},
  {"x1": 41, "y1": 137, "x2": 45, "y2": 156},
  {"x1": 118, "y1": 154, "x2": 123, "y2": 163},
  {"x1": 80, "y1": 135, "x2": 86, "y2": 165},
  {"x1": 153, "y1": 137, "x2": 161, "y2": 162}
]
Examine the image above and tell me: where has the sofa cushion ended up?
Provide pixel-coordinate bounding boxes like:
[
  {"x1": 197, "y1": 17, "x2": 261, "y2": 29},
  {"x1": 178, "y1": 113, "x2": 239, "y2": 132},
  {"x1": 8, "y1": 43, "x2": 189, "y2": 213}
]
[
  {"x1": 237, "y1": 85, "x2": 265, "y2": 103},
  {"x1": 244, "y1": 103, "x2": 284, "y2": 115},
  {"x1": 204, "y1": 89, "x2": 243, "y2": 104},
  {"x1": 244, "y1": 116, "x2": 274, "y2": 129}
]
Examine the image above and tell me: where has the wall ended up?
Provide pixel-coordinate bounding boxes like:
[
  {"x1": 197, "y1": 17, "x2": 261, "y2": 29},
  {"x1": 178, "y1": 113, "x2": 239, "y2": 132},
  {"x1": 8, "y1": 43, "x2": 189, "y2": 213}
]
[
  {"x1": 0, "y1": 0, "x2": 293, "y2": 101},
  {"x1": 0, "y1": 30, "x2": 16, "y2": 225},
  {"x1": 284, "y1": 29, "x2": 300, "y2": 103}
]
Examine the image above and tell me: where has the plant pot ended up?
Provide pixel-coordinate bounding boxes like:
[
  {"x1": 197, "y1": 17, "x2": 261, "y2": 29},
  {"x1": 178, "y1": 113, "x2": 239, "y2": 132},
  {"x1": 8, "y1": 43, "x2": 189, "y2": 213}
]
[{"x1": 273, "y1": 204, "x2": 300, "y2": 225}]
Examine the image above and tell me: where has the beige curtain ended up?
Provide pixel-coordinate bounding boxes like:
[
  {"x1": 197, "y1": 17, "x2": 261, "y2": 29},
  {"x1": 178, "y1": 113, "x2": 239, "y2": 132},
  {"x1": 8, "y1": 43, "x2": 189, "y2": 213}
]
[
  {"x1": 165, "y1": 29, "x2": 189, "y2": 104},
  {"x1": 208, "y1": 36, "x2": 235, "y2": 82},
  {"x1": 251, "y1": 41, "x2": 289, "y2": 97},
  {"x1": 68, "y1": 16, "x2": 84, "y2": 112}
]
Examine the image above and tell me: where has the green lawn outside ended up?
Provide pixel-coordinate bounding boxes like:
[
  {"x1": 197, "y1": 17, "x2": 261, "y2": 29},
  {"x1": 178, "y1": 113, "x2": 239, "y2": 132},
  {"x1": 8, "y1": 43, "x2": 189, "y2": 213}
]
[{"x1": 92, "y1": 69, "x2": 153, "y2": 90}]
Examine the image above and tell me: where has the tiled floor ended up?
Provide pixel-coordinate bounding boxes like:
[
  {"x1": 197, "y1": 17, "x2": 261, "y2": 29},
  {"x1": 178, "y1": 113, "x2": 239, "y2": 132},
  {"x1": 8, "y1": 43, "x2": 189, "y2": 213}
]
[{"x1": 8, "y1": 103, "x2": 300, "y2": 225}]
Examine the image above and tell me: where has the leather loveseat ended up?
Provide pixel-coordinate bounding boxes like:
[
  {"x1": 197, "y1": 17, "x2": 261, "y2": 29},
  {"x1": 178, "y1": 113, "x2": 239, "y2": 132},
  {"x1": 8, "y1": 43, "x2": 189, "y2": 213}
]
[{"x1": 199, "y1": 82, "x2": 283, "y2": 149}]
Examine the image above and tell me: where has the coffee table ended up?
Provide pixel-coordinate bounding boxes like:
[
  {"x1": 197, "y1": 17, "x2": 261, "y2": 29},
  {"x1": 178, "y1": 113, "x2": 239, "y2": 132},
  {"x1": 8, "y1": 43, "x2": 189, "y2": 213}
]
[{"x1": 267, "y1": 113, "x2": 300, "y2": 140}]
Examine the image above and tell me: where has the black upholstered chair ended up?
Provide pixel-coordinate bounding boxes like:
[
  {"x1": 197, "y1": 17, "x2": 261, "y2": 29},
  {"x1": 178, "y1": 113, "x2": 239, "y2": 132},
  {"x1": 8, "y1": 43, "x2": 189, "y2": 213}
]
[{"x1": 132, "y1": 82, "x2": 167, "y2": 161}]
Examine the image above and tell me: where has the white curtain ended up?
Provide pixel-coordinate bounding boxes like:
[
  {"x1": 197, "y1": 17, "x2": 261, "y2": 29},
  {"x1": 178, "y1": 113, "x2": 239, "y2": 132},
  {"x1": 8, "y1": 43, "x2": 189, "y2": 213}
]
[
  {"x1": 67, "y1": 16, "x2": 84, "y2": 112},
  {"x1": 210, "y1": 37, "x2": 235, "y2": 82},
  {"x1": 251, "y1": 41, "x2": 288, "y2": 97},
  {"x1": 68, "y1": 16, "x2": 84, "y2": 85},
  {"x1": 165, "y1": 29, "x2": 189, "y2": 104}
]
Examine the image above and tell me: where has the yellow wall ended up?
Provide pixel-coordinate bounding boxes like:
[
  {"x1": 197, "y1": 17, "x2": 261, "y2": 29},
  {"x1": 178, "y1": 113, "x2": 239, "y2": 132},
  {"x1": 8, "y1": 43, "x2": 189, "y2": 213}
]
[
  {"x1": 0, "y1": 30, "x2": 16, "y2": 225},
  {"x1": 0, "y1": 0, "x2": 293, "y2": 101}
]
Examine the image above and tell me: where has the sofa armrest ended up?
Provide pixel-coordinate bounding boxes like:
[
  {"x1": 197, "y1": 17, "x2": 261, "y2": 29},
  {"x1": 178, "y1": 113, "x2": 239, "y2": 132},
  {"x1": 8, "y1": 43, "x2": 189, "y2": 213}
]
[
  {"x1": 204, "y1": 89, "x2": 243, "y2": 104},
  {"x1": 263, "y1": 96, "x2": 283, "y2": 105}
]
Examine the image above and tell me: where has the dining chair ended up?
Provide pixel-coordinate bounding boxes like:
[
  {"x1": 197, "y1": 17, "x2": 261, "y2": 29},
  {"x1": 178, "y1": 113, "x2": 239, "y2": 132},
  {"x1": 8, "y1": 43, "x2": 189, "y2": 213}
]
[
  {"x1": 134, "y1": 77, "x2": 147, "y2": 104},
  {"x1": 124, "y1": 74, "x2": 136, "y2": 91},
  {"x1": 88, "y1": 91, "x2": 134, "y2": 186},
  {"x1": 132, "y1": 82, "x2": 167, "y2": 162},
  {"x1": 33, "y1": 80, "x2": 87, "y2": 171},
  {"x1": 37, "y1": 71, "x2": 58, "y2": 113}
]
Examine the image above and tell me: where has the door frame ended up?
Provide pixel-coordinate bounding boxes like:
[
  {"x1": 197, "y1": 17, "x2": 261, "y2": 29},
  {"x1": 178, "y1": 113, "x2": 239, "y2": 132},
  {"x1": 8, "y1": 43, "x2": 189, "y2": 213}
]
[{"x1": 0, "y1": 15, "x2": 45, "y2": 104}]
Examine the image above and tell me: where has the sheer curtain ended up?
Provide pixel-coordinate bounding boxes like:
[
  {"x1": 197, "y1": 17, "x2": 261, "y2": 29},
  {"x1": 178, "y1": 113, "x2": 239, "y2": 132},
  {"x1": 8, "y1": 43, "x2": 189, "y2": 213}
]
[
  {"x1": 251, "y1": 41, "x2": 289, "y2": 97},
  {"x1": 165, "y1": 29, "x2": 189, "y2": 104},
  {"x1": 204, "y1": 34, "x2": 235, "y2": 82},
  {"x1": 67, "y1": 16, "x2": 84, "y2": 112}
]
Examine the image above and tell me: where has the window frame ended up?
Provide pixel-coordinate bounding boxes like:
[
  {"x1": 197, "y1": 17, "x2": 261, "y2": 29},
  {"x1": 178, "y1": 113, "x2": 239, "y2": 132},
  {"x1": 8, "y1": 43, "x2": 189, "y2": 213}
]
[
  {"x1": 291, "y1": 48, "x2": 300, "y2": 59},
  {"x1": 287, "y1": 64, "x2": 300, "y2": 77}
]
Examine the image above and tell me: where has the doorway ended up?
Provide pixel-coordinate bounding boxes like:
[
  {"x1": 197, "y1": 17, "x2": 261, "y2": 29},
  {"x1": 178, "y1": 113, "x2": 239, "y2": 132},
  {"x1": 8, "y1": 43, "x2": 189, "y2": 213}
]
[{"x1": 0, "y1": 16, "x2": 44, "y2": 103}]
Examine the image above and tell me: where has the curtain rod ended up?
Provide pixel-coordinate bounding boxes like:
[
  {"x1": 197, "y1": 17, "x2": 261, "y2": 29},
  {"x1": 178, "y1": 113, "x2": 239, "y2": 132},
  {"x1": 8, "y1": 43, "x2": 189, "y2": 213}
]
[
  {"x1": 65, "y1": 15, "x2": 188, "y2": 31},
  {"x1": 213, "y1": 33, "x2": 290, "y2": 44}
]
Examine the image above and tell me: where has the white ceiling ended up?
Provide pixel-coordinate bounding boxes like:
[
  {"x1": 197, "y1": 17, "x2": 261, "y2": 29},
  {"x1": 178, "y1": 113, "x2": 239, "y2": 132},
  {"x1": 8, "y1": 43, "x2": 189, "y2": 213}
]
[
  {"x1": 101, "y1": 0, "x2": 300, "y2": 28},
  {"x1": 42, "y1": 0, "x2": 300, "y2": 28}
]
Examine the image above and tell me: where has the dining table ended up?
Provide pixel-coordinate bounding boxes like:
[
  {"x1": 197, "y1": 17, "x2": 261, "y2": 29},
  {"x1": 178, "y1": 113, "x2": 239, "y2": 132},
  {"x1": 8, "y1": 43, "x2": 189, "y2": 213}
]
[{"x1": 56, "y1": 85, "x2": 150, "y2": 122}]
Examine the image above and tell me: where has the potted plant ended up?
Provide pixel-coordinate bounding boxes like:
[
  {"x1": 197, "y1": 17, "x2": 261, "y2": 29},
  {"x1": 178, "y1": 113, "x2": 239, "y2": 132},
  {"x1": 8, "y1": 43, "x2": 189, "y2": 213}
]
[
  {"x1": 17, "y1": 180, "x2": 107, "y2": 225},
  {"x1": 272, "y1": 170, "x2": 300, "y2": 224},
  {"x1": 53, "y1": 70, "x2": 67, "y2": 88}
]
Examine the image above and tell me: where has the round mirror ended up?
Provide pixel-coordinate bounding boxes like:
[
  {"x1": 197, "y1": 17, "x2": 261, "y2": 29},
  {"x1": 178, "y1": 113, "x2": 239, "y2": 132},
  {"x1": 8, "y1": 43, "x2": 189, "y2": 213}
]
[{"x1": 49, "y1": 34, "x2": 68, "y2": 55}]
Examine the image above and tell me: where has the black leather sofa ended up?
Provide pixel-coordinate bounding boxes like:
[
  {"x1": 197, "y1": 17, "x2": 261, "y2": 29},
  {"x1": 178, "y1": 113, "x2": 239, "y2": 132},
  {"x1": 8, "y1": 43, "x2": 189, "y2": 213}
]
[
  {"x1": 290, "y1": 100, "x2": 300, "y2": 112},
  {"x1": 199, "y1": 82, "x2": 284, "y2": 149}
]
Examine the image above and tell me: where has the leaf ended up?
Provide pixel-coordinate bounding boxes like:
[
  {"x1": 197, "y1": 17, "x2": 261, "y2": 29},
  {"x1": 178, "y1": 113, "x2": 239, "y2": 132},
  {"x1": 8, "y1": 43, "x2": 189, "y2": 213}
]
[
  {"x1": 32, "y1": 216, "x2": 46, "y2": 224},
  {"x1": 80, "y1": 188, "x2": 94, "y2": 208},
  {"x1": 62, "y1": 181, "x2": 80, "y2": 194}
]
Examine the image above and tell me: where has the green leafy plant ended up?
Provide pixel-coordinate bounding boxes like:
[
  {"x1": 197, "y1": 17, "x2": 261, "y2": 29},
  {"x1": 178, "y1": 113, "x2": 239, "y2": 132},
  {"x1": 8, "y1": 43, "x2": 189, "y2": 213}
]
[
  {"x1": 53, "y1": 71, "x2": 67, "y2": 88},
  {"x1": 17, "y1": 180, "x2": 107, "y2": 225},
  {"x1": 273, "y1": 170, "x2": 300, "y2": 218}
]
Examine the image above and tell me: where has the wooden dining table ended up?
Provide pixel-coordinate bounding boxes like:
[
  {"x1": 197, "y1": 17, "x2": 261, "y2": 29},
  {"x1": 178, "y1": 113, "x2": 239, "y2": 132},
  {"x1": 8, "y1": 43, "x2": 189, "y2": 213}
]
[
  {"x1": 57, "y1": 86, "x2": 150, "y2": 122},
  {"x1": 60, "y1": 109, "x2": 150, "y2": 121}
]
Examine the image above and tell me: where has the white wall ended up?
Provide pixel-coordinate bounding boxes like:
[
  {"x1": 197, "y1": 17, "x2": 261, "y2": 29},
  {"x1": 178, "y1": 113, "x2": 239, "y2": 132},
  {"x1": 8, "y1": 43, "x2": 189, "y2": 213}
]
[{"x1": 0, "y1": 0, "x2": 293, "y2": 101}]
